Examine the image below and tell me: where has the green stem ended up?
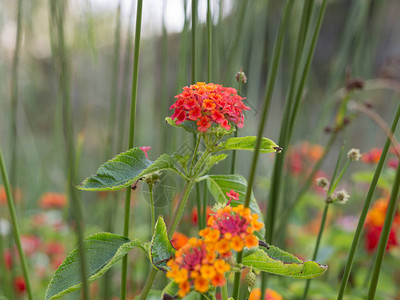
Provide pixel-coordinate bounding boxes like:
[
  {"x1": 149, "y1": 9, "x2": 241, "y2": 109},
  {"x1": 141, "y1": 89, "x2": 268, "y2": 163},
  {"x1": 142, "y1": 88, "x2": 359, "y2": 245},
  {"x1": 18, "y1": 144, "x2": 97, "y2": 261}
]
[
  {"x1": 262, "y1": 1, "x2": 327, "y2": 296},
  {"x1": 49, "y1": 2, "x2": 89, "y2": 299},
  {"x1": 207, "y1": 0, "x2": 212, "y2": 82},
  {"x1": 337, "y1": 103, "x2": 400, "y2": 299},
  {"x1": 139, "y1": 179, "x2": 196, "y2": 300},
  {"x1": 189, "y1": 135, "x2": 201, "y2": 175},
  {"x1": 149, "y1": 184, "x2": 155, "y2": 231},
  {"x1": 328, "y1": 160, "x2": 350, "y2": 195},
  {"x1": 222, "y1": 283, "x2": 229, "y2": 300},
  {"x1": 0, "y1": 145, "x2": 33, "y2": 300},
  {"x1": 9, "y1": 0, "x2": 22, "y2": 191},
  {"x1": 139, "y1": 268, "x2": 158, "y2": 300},
  {"x1": 192, "y1": 0, "x2": 197, "y2": 83},
  {"x1": 302, "y1": 202, "x2": 330, "y2": 300},
  {"x1": 121, "y1": 0, "x2": 143, "y2": 299},
  {"x1": 367, "y1": 151, "x2": 400, "y2": 299},
  {"x1": 168, "y1": 180, "x2": 196, "y2": 238},
  {"x1": 232, "y1": 2, "x2": 293, "y2": 298}
]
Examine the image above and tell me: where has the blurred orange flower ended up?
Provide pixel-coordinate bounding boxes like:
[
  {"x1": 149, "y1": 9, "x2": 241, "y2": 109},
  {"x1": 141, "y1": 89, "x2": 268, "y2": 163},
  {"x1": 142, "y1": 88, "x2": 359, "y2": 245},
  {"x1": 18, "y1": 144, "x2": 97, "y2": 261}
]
[
  {"x1": 171, "y1": 232, "x2": 189, "y2": 250},
  {"x1": 39, "y1": 192, "x2": 67, "y2": 209},
  {"x1": 249, "y1": 288, "x2": 283, "y2": 300},
  {"x1": 0, "y1": 185, "x2": 22, "y2": 205}
]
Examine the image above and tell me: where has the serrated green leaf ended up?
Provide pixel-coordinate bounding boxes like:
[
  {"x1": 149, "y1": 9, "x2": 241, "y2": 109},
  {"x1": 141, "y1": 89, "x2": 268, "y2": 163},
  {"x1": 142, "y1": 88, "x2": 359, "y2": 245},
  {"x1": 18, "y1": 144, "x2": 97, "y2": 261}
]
[
  {"x1": 150, "y1": 216, "x2": 176, "y2": 271},
  {"x1": 45, "y1": 233, "x2": 146, "y2": 300},
  {"x1": 217, "y1": 136, "x2": 280, "y2": 153},
  {"x1": 242, "y1": 245, "x2": 328, "y2": 279},
  {"x1": 202, "y1": 174, "x2": 265, "y2": 238},
  {"x1": 78, "y1": 147, "x2": 182, "y2": 191}
]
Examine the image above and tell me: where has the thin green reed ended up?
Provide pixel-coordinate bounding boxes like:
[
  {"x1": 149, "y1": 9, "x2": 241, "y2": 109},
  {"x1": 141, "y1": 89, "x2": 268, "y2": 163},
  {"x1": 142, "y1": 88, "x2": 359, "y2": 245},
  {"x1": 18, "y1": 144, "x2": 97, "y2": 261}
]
[
  {"x1": 192, "y1": 0, "x2": 197, "y2": 83},
  {"x1": 337, "y1": 103, "x2": 400, "y2": 299},
  {"x1": 9, "y1": 0, "x2": 22, "y2": 193},
  {"x1": 103, "y1": 4, "x2": 122, "y2": 299},
  {"x1": 263, "y1": 0, "x2": 328, "y2": 296},
  {"x1": 107, "y1": 2, "x2": 121, "y2": 156},
  {"x1": 315, "y1": 0, "x2": 371, "y2": 135},
  {"x1": 302, "y1": 146, "x2": 347, "y2": 300},
  {"x1": 221, "y1": 0, "x2": 248, "y2": 83},
  {"x1": 49, "y1": 1, "x2": 89, "y2": 299},
  {"x1": 116, "y1": 0, "x2": 136, "y2": 153},
  {"x1": 121, "y1": 0, "x2": 143, "y2": 299},
  {"x1": 367, "y1": 156, "x2": 400, "y2": 299},
  {"x1": 0, "y1": 146, "x2": 32, "y2": 299},
  {"x1": 231, "y1": 1, "x2": 292, "y2": 298}
]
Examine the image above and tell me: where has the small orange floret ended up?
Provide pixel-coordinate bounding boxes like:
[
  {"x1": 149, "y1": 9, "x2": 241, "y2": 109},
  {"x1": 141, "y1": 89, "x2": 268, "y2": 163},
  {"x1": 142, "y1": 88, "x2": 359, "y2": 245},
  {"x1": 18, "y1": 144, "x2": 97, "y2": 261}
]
[
  {"x1": 230, "y1": 235, "x2": 245, "y2": 252},
  {"x1": 178, "y1": 281, "x2": 190, "y2": 298},
  {"x1": 194, "y1": 276, "x2": 209, "y2": 293},
  {"x1": 245, "y1": 235, "x2": 259, "y2": 248},
  {"x1": 171, "y1": 232, "x2": 189, "y2": 250}
]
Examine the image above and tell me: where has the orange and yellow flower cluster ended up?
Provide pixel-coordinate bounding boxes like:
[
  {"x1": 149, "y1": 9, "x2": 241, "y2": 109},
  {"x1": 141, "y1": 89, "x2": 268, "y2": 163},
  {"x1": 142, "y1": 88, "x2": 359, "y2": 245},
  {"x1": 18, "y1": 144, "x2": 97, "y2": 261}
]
[
  {"x1": 200, "y1": 205, "x2": 263, "y2": 256},
  {"x1": 166, "y1": 238, "x2": 230, "y2": 298},
  {"x1": 167, "y1": 200, "x2": 264, "y2": 298},
  {"x1": 170, "y1": 82, "x2": 250, "y2": 133}
]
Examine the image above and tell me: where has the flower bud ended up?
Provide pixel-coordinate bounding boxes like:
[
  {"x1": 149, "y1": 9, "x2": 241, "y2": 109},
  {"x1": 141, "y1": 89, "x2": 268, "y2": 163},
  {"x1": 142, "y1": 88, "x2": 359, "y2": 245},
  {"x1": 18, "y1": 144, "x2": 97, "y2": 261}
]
[
  {"x1": 347, "y1": 148, "x2": 361, "y2": 161},
  {"x1": 316, "y1": 177, "x2": 329, "y2": 189},
  {"x1": 333, "y1": 189, "x2": 350, "y2": 204},
  {"x1": 245, "y1": 271, "x2": 256, "y2": 290},
  {"x1": 236, "y1": 71, "x2": 247, "y2": 84}
]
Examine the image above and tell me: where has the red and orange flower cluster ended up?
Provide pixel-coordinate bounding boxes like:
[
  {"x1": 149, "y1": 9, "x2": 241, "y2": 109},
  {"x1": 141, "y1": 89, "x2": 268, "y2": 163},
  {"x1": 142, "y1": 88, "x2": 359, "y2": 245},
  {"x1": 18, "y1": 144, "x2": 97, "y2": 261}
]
[
  {"x1": 364, "y1": 197, "x2": 400, "y2": 252},
  {"x1": 170, "y1": 82, "x2": 250, "y2": 133},
  {"x1": 167, "y1": 197, "x2": 264, "y2": 298}
]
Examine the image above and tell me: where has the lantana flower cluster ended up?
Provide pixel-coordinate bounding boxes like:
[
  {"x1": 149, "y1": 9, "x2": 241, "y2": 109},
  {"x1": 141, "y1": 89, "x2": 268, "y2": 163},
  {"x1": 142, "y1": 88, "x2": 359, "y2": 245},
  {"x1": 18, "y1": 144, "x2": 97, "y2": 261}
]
[
  {"x1": 167, "y1": 191, "x2": 264, "y2": 298},
  {"x1": 200, "y1": 204, "x2": 263, "y2": 256},
  {"x1": 364, "y1": 197, "x2": 400, "y2": 252},
  {"x1": 166, "y1": 238, "x2": 230, "y2": 298},
  {"x1": 170, "y1": 82, "x2": 250, "y2": 133}
]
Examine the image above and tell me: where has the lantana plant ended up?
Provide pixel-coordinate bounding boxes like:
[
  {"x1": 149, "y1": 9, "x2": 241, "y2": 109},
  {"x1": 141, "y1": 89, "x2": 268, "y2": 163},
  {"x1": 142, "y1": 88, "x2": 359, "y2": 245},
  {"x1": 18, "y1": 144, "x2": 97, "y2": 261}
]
[{"x1": 45, "y1": 83, "x2": 327, "y2": 300}]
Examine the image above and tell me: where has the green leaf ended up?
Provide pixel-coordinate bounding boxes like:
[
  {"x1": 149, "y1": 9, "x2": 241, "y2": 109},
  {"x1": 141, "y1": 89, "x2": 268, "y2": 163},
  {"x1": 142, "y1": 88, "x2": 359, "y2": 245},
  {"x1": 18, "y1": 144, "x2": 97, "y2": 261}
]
[
  {"x1": 217, "y1": 136, "x2": 280, "y2": 153},
  {"x1": 150, "y1": 216, "x2": 176, "y2": 271},
  {"x1": 202, "y1": 174, "x2": 265, "y2": 238},
  {"x1": 199, "y1": 154, "x2": 228, "y2": 175},
  {"x1": 78, "y1": 147, "x2": 182, "y2": 191},
  {"x1": 45, "y1": 233, "x2": 146, "y2": 300},
  {"x1": 242, "y1": 245, "x2": 328, "y2": 279}
]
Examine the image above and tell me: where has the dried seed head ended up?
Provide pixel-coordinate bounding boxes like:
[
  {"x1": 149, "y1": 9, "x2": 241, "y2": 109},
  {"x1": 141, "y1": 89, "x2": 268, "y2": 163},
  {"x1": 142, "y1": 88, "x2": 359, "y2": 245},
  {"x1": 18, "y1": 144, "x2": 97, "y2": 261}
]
[
  {"x1": 346, "y1": 77, "x2": 364, "y2": 91},
  {"x1": 236, "y1": 71, "x2": 247, "y2": 84},
  {"x1": 334, "y1": 189, "x2": 350, "y2": 204},
  {"x1": 316, "y1": 177, "x2": 329, "y2": 189},
  {"x1": 347, "y1": 148, "x2": 361, "y2": 161}
]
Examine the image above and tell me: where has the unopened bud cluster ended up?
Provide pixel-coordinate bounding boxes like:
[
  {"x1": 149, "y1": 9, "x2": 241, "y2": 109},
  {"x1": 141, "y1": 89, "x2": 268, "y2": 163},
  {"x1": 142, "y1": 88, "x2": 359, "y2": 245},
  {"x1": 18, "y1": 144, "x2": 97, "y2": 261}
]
[{"x1": 236, "y1": 71, "x2": 247, "y2": 84}]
